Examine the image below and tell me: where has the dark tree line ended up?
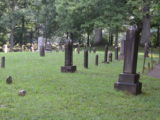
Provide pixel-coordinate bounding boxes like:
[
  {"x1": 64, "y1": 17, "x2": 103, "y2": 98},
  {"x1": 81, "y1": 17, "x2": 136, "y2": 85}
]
[{"x1": 0, "y1": 0, "x2": 159, "y2": 49}]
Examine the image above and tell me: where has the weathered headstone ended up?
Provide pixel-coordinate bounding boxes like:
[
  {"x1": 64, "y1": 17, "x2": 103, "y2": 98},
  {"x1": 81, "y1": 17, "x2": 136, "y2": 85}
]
[
  {"x1": 1, "y1": 56, "x2": 5, "y2": 68},
  {"x1": 109, "y1": 52, "x2": 112, "y2": 62},
  {"x1": 6, "y1": 76, "x2": 12, "y2": 84},
  {"x1": 84, "y1": 49, "x2": 88, "y2": 68},
  {"x1": 40, "y1": 46, "x2": 45, "y2": 57},
  {"x1": 119, "y1": 35, "x2": 126, "y2": 60},
  {"x1": 45, "y1": 42, "x2": 53, "y2": 51},
  {"x1": 18, "y1": 90, "x2": 26, "y2": 96},
  {"x1": 114, "y1": 26, "x2": 142, "y2": 95},
  {"x1": 38, "y1": 36, "x2": 45, "y2": 51},
  {"x1": 93, "y1": 47, "x2": 96, "y2": 53},
  {"x1": 61, "y1": 40, "x2": 77, "y2": 72},
  {"x1": 77, "y1": 45, "x2": 80, "y2": 54},
  {"x1": 103, "y1": 45, "x2": 108, "y2": 63},
  {"x1": 95, "y1": 55, "x2": 99, "y2": 66},
  {"x1": 3, "y1": 44, "x2": 8, "y2": 53},
  {"x1": 115, "y1": 46, "x2": 119, "y2": 60}
]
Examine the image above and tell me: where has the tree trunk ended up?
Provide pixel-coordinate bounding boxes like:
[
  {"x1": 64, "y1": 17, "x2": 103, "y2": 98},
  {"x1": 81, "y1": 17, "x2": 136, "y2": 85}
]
[
  {"x1": 70, "y1": 32, "x2": 74, "y2": 40},
  {"x1": 21, "y1": 16, "x2": 25, "y2": 45},
  {"x1": 30, "y1": 30, "x2": 33, "y2": 44},
  {"x1": 109, "y1": 30, "x2": 113, "y2": 46},
  {"x1": 157, "y1": 26, "x2": 160, "y2": 46},
  {"x1": 35, "y1": 23, "x2": 40, "y2": 41},
  {"x1": 10, "y1": 24, "x2": 14, "y2": 52},
  {"x1": 87, "y1": 32, "x2": 90, "y2": 47},
  {"x1": 9, "y1": 0, "x2": 16, "y2": 51},
  {"x1": 140, "y1": 4, "x2": 151, "y2": 45},
  {"x1": 66, "y1": 32, "x2": 69, "y2": 39},
  {"x1": 115, "y1": 27, "x2": 119, "y2": 47},
  {"x1": 137, "y1": 22, "x2": 142, "y2": 42},
  {"x1": 44, "y1": 4, "x2": 48, "y2": 44}
]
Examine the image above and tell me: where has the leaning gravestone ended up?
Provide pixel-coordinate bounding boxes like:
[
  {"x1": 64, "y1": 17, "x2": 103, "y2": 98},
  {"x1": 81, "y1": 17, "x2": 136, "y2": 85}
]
[
  {"x1": 61, "y1": 40, "x2": 77, "y2": 72},
  {"x1": 114, "y1": 26, "x2": 142, "y2": 95}
]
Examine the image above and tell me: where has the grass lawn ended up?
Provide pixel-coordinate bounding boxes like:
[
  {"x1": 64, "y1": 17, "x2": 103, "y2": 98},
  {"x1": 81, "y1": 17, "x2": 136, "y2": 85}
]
[{"x1": 0, "y1": 49, "x2": 160, "y2": 120}]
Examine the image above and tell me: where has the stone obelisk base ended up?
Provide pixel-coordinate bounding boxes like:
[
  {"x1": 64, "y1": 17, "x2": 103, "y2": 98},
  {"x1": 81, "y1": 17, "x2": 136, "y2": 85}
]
[
  {"x1": 61, "y1": 66, "x2": 77, "y2": 73},
  {"x1": 114, "y1": 73, "x2": 142, "y2": 95}
]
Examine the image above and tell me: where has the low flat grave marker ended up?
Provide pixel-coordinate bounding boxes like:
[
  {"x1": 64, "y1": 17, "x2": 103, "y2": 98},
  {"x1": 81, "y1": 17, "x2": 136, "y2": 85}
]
[
  {"x1": 18, "y1": 90, "x2": 26, "y2": 96},
  {"x1": 6, "y1": 76, "x2": 12, "y2": 84}
]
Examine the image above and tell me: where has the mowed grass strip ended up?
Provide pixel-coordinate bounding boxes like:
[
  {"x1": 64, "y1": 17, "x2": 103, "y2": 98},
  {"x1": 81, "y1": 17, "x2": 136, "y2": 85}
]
[{"x1": 0, "y1": 50, "x2": 160, "y2": 120}]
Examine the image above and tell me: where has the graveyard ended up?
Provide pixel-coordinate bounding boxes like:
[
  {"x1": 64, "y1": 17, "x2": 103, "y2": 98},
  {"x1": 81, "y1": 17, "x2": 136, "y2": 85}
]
[
  {"x1": 0, "y1": 0, "x2": 160, "y2": 120},
  {"x1": 0, "y1": 48, "x2": 159, "y2": 120}
]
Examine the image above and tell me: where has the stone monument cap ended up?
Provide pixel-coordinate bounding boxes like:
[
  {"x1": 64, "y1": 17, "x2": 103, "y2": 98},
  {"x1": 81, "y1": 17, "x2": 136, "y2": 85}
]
[{"x1": 128, "y1": 25, "x2": 137, "y2": 31}]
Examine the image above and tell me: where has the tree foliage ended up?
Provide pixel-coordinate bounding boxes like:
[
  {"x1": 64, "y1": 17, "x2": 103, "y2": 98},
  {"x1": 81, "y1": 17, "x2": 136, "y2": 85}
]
[{"x1": 0, "y1": 0, "x2": 159, "y2": 46}]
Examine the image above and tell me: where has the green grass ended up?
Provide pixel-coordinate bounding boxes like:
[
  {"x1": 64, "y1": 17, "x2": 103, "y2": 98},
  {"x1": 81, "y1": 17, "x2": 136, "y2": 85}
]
[{"x1": 0, "y1": 49, "x2": 160, "y2": 120}]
